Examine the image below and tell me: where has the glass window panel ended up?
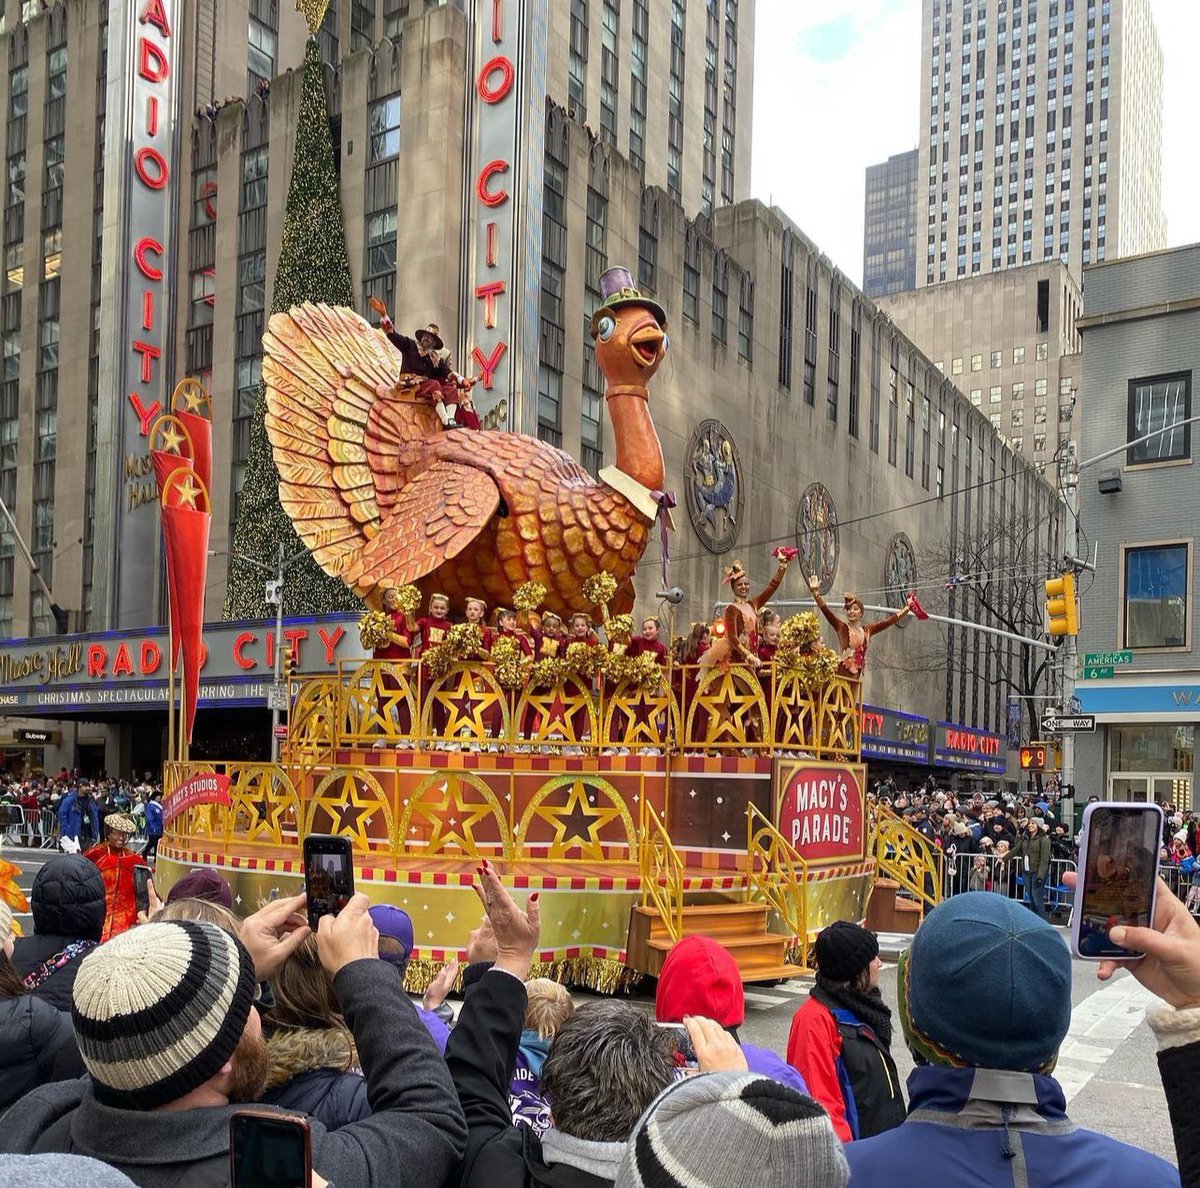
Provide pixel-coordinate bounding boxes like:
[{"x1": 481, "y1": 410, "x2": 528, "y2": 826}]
[{"x1": 1124, "y1": 543, "x2": 1188, "y2": 648}]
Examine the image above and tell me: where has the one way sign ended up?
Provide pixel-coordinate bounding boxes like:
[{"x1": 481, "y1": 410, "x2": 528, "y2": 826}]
[{"x1": 1041, "y1": 713, "x2": 1097, "y2": 734}]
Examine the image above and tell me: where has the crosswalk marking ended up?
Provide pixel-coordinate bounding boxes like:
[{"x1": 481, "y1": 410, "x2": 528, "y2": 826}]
[{"x1": 1053, "y1": 973, "x2": 1160, "y2": 1104}]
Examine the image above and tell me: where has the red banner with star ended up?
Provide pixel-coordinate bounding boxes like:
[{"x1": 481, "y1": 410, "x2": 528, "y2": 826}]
[
  {"x1": 160, "y1": 468, "x2": 211, "y2": 742},
  {"x1": 150, "y1": 415, "x2": 197, "y2": 672},
  {"x1": 171, "y1": 380, "x2": 214, "y2": 495}
]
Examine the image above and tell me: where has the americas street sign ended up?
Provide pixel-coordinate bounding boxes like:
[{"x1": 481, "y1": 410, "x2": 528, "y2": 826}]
[
  {"x1": 1083, "y1": 651, "x2": 1132, "y2": 668},
  {"x1": 1041, "y1": 713, "x2": 1097, "y2": 734}
]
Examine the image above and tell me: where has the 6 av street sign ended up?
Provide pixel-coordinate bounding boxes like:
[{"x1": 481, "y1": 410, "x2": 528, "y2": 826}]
[{"x1": 1041, "y1": 713, "x2": 1097, "y2": 734}]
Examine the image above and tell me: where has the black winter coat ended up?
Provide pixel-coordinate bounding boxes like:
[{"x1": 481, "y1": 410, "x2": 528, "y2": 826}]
[
  {"x1": 10, "y1": 856, "x2": 105, "y2": 1011},
  {"x1": 260, "y1": 1025, "x2": 369, "y2": 1131},
  {"x1": 0, "y1": 995, "x2": 79, "y2": 1111}
]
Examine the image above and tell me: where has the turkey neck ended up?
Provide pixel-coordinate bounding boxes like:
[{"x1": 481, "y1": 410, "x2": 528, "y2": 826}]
[{"x1": 606, "y1": 383, "x2": 665, "y2": 490}]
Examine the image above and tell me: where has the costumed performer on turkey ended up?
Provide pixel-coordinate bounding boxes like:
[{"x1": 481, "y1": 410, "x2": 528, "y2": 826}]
[{"x1": 85, "y1": 812, "x2": 151, "y2": 941}]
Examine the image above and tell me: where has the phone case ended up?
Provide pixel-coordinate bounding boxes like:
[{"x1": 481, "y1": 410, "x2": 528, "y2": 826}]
[{"x1": 1070, "y1": 801, "x2": 1163, "y2": 961}]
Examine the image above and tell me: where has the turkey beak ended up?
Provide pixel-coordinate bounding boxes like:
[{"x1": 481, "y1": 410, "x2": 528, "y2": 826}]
[{"x1": 629, "y1": 323, "x2": 665, "y2": 369}]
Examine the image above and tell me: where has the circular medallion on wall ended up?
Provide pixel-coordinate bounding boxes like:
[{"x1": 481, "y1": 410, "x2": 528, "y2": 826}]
[
  {"x1": 884, "y1": 532, "x2": 918, "y2": 628},
  {"x1": 685, "y1": 419, "x2": 743, "y2": 555},
  {"x1": 795, "y1": 482, "x2": 839, "y2": 594}
]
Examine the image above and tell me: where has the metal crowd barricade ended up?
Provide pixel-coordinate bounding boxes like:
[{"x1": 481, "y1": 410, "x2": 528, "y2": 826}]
[
  {"x1": 0, "y1": 805, "x2": 60, "y2": 849},
  {"x1": 943, "y1": 850, "x2": 1076, "y2": 917}
]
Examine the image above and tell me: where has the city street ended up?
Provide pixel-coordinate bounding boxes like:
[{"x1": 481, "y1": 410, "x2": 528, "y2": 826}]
[{"x1": 3, "y1": 845, "x2": 1175, "y2": 1165}]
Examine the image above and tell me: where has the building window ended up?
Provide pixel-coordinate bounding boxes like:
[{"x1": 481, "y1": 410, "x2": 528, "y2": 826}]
[
  {"x1": 778, "y1": 234, "x2": 794, "y2": 390},
  {"x1": 1013, "y1": 345, "x2": 1025, "y2": 364},
  {"x1": 248, "y1": 16, "x2": 276, "y2": 87},
  {"x1": 971, "y1": 353, "x2": 982, "y2": 371},
  {"x1": 1127, "y1": 372, "x2": 1191, "y2": 465},
  {"x1": 537, "y1": 363, "x2": 562, "y2": 445},
  {"x1": 803, "y1": 260, "x2": 817, "y2": 406},
  {"x1": 1012, "y1": 381, "x2": 1024, "y2": 400},
  {"x1": 351, "y1": 0, "x2": 374, "y2": 51},
  {"x1": 682, "y1": 225, "x2": 700, "y2": 323},
  {"x1": 826, "y1": 280, "x2": 840, "y2": 421},
  {"x1": 711, "y1": 254, "x2": 728, "y2": 344},
  {"x1": 629, "y1": 0, "x2": 648, "y2": 170},
  {"x1": 369, "y1": 94, "x2": 401, "y2": 162},
  {"x1": 667, "y1": 0, "x2": 685, "y2": 200},
  {"x1": 599, "y1": 0, "x2": 619, "y2": 146},
  {"x1": 848, "y1": 301, "x2": 861, "y2": 438},
  {"x1": 991, "y1": 349, "x2": 1002, "y2": 368},
  {"x1": 1123, "y1": 542, "x2": 1189, "y2": 649},
  {"x1": 737, "y1": 273, "x2": 753, "y2": 362},
  {"x1": 365, "y1": 209, "x2": 397, "y2": 279},
  {"x1": 1035, "y1": 377, "x2": 1047, "y2": 397},
  {"x1": 990, "y1": 385, "x2": 1002, "y2": 403},
  {"x1": 1036, "y1": 341, "x2": 1048, "y2": 360},
  {"x1": 951, "y1": 356, "x2": 963, "y2": 375},
  {"x1": 1011, "y1": 407, "x2": 1024, "y2": 428},
  {"x1": 637, "y1": 190, "x2": 658, "y2": 293},
  {"x1": 970, "y1": 388, "x2": 981, "y2": 405},
  {"x1": 569, "y1": 0, "x2": 588, "y2": 123}
]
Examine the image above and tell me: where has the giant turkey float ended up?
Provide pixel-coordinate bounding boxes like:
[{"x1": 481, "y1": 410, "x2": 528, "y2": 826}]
[{"x1": 153, "y1": 269, "x2": 940, "y2": 992}]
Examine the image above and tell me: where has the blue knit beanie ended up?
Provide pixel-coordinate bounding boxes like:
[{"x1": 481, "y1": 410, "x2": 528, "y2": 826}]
[{"x1": 898, "y1": 892, "x2": 1071, "y2": 1072}]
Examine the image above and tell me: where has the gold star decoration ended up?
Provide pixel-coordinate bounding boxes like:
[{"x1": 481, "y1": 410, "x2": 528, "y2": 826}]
[
  {"x1": 308, "y1": 770, "x2": 391, "y2": 851},
  {"x1": 159, "y1": 421, "x2": 186, "y2": 455},
  {"x1": 530, "y1": 779, "x2": 628, "y2": 861},
  {"x1": 426, "y1": 667, "x2": 505, "y2": 743},
  {"x1": 174, "y1": 475, "x2": 201, "y2": 509},
  {"x1": 295, "y1": 0, "x2": 332, "y2": 34},
  {"x1": 401, "y1": 773, "x2": 508, "y2": 859},
  {"x1": 694, "y1": 668, "x2": 767, "y2": 746}
]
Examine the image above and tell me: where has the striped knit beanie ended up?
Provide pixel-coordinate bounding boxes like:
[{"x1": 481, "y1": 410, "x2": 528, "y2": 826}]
[
  {"x1": 615, "y1": 1072, "x2": 849, "y2": 1188},
  {"x1": 72, "y1": 919, "x2": 256, "y2": 1109}
]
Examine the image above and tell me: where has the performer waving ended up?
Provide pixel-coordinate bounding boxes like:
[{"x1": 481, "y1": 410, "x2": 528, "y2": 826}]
[
  {"x1": 808, "y1": 574, "x2": 909, "y2": 678},
  {"x1": 722, "y1": 546, "x2": 797, "y2": 651}
]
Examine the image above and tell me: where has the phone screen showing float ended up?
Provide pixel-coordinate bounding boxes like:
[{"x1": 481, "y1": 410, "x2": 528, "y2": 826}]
[{"x1": 1073, "y1": 803, "x2": 1162, "y2": 960}]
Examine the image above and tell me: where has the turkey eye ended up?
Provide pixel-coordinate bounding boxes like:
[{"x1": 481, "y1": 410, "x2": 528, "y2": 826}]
[
  {"x1": 597, "y1": 316, "x2": 615, "y2": 341},
  {"x1": 662, "y1": 333, "x2": 670, "y2": 354}
]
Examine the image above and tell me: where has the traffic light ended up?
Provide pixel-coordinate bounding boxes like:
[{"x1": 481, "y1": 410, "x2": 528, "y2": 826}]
[
  {"x1": 281, "y1": 647, "x2": 297, "y2": 683},
  {"x1": 1020, "y1": 743, "x2": 1049, "y2": 771},
  {"x1": 1044, "y1": 572, "x2": 1080, "y2": 637}
]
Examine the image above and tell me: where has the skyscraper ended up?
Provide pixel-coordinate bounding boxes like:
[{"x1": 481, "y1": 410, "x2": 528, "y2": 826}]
[
  {"x1": 918, "y1": 0, "x2": 1165, "y2": 287},
  {"x1": 863, "y1": 148, "x2": 918, "y2": 297}
]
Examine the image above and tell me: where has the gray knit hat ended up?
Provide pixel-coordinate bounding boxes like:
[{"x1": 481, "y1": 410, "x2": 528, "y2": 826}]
[
  {"x1": 71, "y1": 919, "x2": 256, "y2": 1109},
  {"x1": 615, "y1": 1072, "x2": 849, "y2": 1188}
]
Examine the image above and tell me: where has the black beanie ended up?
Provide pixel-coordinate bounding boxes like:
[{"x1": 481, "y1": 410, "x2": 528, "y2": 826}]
[{"x1": 814, "y1": 921, "x2": 879, "y2": 984}]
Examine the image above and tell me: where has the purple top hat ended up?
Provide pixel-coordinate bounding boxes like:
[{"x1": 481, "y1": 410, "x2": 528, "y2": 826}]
[{"x1": 590, "y1": 264, "x2": 667, "y2": 337}]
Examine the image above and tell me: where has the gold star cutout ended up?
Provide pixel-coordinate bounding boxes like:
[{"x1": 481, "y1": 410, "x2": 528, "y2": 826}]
[
  {"x1": 174, "y1": 475, "x2": 201, "y2": 509},
  {"x1": 176, "y1": 385, "x2": 207, "y2": 413},
  {"x1": 535, "y1": 780, "x2": 625, "y2": 861},
  {"x1": 405, "y1": 775, "x2": 503, "y2": 858},
  {"x1": 159, "y1": 422, "x2": 186, "y2": 454}
]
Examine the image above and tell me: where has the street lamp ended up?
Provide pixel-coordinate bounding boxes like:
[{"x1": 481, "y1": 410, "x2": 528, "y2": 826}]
[{"x1": 213, "y1": 543, "x2": 309, "y2": 761}]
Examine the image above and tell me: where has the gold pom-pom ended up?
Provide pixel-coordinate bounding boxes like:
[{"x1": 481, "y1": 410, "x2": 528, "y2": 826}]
[
  {"x1": 607, "y1": 613, "x2": 634, "y2": 646},
  {"x1": 446, "y1": 622, "x2": 487, "y2": 660},
  {"x1": 358, "y1": 609, "x2": 393, "y2": 650},
  {"x1": 778, "y1": 612, "x2": 821, "y2": 651},
  {"x1": 631, "y1": 650, "x2": 665, "y2": 693},
  {"x1": 529, "y1": 658, "x2": 566, "y2": 690},
  {"x1": 582, "y1": 572, "x2": 618, "y2": 608},
  {"x1": 791, "y1": 648, "x2": 838, "y2": 691},
  {"x1": 423, "y1": 644, "x2": 454, "y2": 681},
  {"x1": 565, "y1": 640, "x2": 604, "y2": 681},
  {"x1": 395, "y1": 584, "x2": 421, "y2": 614},
  {"x1": 490, "y1": 635, "x2": 528, "y2": 689},
  {"x1": 513, "y1": 581, "x2": 547, "y2": 613}
]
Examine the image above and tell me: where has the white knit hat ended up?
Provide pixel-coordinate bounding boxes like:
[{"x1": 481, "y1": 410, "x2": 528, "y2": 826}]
[{"x1": 71, "y1": 919, "x2": 256, "y2": 1109}]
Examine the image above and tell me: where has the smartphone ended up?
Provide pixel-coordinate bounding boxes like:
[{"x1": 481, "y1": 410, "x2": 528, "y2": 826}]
[
  {"x1": 303, "y1": 833, "x2": 354, "y2": 932},
  {"x1": 655, "y1": 1021, "x2": 696, "y2": 1063},
  {"x1": 1071, "y1": 801, "x2": 1164, "y2": 961},
  {"x1": 133, "y1": 865, "x2": 152, "y2": 915},
  {"x1": 230, "y1": 1109, "x2": 311, "y2": 1188}
]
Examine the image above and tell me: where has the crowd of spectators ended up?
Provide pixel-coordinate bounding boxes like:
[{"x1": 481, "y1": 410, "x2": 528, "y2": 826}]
[
  {"x1": 0, "y1": 773, "x2": 163, "y2": 852},
  {"x1": 0, "y1": 843, "x2": 1197, "y2": 1186}
]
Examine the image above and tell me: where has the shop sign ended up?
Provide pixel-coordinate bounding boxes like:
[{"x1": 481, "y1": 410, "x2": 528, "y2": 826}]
[
  {"x1": 0, "y1": 615, "x2": 366, "y2": 713},
  {"x1": 774, "y1": 760, "x2": 867, "y2": 865},
  {"x1": 163, "y1": 771, "x2": 231, "y2": 827},
  {"x1": 463, "y1": 0, "x2": 548, "y2": 430},
  {"x1": 860, "y1": 704, "x2": 931, "y2": 763},
  {"x1": 14, "y1": 728, "x2": 57, "y2": 744},
  {"x1": 932, "y1": 721, "x2": 1006, "y2": 774}
]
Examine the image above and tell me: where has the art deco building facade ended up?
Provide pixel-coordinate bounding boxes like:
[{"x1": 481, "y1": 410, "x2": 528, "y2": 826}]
[
  {"x1": 918, "y1": 0, "x2": 1165, "y2": 288},
  {"x1": 863, "y1": 149, "x2": 918, "y2": 298},
  {"x1": 0, "y1": 0, "x2": 1057, "y2": 772}
]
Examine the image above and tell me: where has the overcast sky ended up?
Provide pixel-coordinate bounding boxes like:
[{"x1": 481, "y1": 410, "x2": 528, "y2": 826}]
[{"x1": 752, "y1": 0, "x2": 1200, "y2": 288}]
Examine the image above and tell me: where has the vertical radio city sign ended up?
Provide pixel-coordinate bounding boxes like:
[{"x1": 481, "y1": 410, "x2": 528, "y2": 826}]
[
  {"x1": 462, "y1": 0, "x2": 549, "y2": 432},
  {"x1": 93, "y1": 0, "x2": 181, "y2": 628}
]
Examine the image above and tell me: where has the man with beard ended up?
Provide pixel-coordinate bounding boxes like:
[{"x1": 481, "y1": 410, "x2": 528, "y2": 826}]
[
  {"x1": 0, "y1": 893, "x2": 467, "y2": 1188},
  {"x1": 787, "y1": 921, "x2": 906, "y2": 1142}
]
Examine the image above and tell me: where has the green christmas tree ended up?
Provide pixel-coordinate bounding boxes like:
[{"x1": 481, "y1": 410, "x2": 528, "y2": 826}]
[{"x1": 224, "y1": 36, "x2": 362, "y2": 620}]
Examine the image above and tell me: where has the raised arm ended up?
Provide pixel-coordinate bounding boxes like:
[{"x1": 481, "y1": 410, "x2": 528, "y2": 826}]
[
  {"x1": 807, "y1": 575, "x2": 842, "y2": 632},
  {"x1": 753, "y1": 558, "x2": 789, "y2": 610},
  {"x1": 865, "y1": 605, "x2": 911, "y2": 638}
]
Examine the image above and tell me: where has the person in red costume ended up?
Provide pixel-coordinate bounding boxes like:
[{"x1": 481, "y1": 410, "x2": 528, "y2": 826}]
[
  {"x1": 756, "y1": 610, "x2": 781, "y2": 664},
  {"x1": 416, "y1": 593, "x2": 454, "y2": 655},
  {"x1": 808, "y1": 574, "x2": 910, "y2": 678},
  {"x1": 464, "y1": 597, "x2": 491, "y2": 646},
  {"x1": 491, "y1": 607, "x2": 533, "y2": 656},
  {"x1": 626, "y1": 617, "x2": 669, "y2": 663},
  {"x1": 373, "y1": 586, "x2": 415, "y2": 746},
  {"x1": 723, "y1": 546, "x2": 797, "y2": 652},
  {"x1": 534, "y1": 612, "x2": 565, "y2": 659},
  {"x1": 85, "y1": 813, "x2": 150, "y2": 941}
]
